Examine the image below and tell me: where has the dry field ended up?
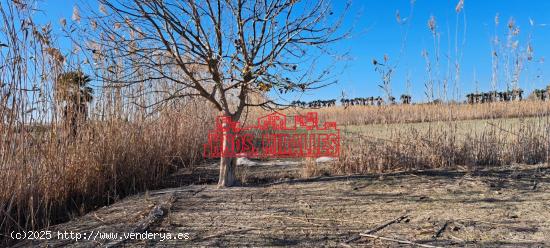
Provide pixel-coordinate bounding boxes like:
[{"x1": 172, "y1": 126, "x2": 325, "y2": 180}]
[
  {"x1": 17, "y1": 159, "x2": 550, "y2": 247},
  {"x1": 311, "y1": 101, "x2": 550, "y2": 126},
  {"x1": 343, "y1": 116, "x2": 549, "y2": 140}
]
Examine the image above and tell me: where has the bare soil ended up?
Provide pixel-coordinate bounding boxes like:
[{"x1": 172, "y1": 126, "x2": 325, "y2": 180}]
[{"x1": 15, "y1": 160, "x2": 550, "y2": 247}]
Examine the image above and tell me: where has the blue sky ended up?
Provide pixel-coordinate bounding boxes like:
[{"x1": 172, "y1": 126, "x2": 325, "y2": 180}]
[
  {"x1": 320, "y1": 0, "x2": 550, "y2": 103},
  {"x1": 35, "y1": 0, "x2": 550, "y2": 103}
]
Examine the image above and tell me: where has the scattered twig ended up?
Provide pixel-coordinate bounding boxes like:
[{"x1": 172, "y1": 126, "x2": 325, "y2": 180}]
[
  {"x1": 433, "y1": 220, "x2": 449, "y2": 239},
  {"x1": 340, "y1": 213, "x2": 409, "y2": 246},
  {"x1": 93, "y1": 213, "x2": 105, "y2": 223},
  {"x1": 359, "y1": 233, "x2": 443, "y2": 248},
  {"x1": 105, "y1": 192, "x2": 177, "y2": 248},
  {"x1": 365, "y1": 214, "x2": 409, "y2": 234},
  {"x1": 192, "y1": 186, "x2": 207, "y2": 196}
]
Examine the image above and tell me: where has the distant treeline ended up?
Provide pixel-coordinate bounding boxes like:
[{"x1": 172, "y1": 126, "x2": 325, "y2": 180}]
[
  {"x1": 532, "y1": 86, "x2": 550, "y2": 101},
  {"x1": 466, "y1": 86, "x2": 550, "y2": 104},
  {"x1": 291, "y1": 99, "x2": 337, "y2": 108},
  {"x1": 466, "y1": 89, "x2": 524, "y2": 104},
  {"x1": 292, "y1": 95, "x2": 412, "y2": 108},
  {"x1": 292, "y1": 86, "x2": 550, "y2": 108}
]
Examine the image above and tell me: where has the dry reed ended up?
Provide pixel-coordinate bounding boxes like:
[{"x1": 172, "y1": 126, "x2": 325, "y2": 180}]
[
  {"x1": 325, "y1": 103, "x2": 550, "y2": 174},
  {"x1": 0, "y1": 2, "x2": 214, "y2": 245}
]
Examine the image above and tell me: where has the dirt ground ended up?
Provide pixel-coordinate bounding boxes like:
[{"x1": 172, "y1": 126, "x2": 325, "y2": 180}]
[{"x1": 15, "y1": 160, "x2": 550, "y2": 247}]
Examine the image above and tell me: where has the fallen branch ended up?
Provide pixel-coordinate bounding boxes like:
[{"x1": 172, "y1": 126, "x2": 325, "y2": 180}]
[
  {"x1": 433, "y1": 221, "x2": 449, "y2": 239},
  {"x1": 359, "y1": 233, "x2": 443, "y2": 248},
  {"x1": 192, "y1": 186, "x2": 207, "y2": 196},
  {"x1": 105, "y1": 192, "x2": 177, "y2": 248},
  {"x1": 340, "y1": 213, "x2": 408, "y2": 246},
  {"x1": 364, "y1": 214, "x2": 409, "y2": 234},
  {"x1": 93, "y1": 213, "x2": 105, "y2": 223}
]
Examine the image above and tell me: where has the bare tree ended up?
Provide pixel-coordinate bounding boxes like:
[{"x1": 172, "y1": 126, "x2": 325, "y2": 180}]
[{"x1": 84, "y1": 0, "x2": 347, "y2": 187}]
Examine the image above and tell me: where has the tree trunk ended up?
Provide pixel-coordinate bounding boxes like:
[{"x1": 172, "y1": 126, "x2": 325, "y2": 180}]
[
  {"x1": 218, "y1": 115, "x2": 238, "y2": 187},
  {"x1": 218, "y1": 156, "x2": 237, "y2": 187}
]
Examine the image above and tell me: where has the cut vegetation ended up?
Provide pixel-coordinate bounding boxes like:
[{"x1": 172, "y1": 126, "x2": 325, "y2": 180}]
[{"x1": 18, "y1": 161, "x2": 550, "y2": 247}]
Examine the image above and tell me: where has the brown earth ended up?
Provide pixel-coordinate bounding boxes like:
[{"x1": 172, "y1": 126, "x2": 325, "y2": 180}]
[{"x1": 13, "y1": 160, "x2": 550, "y2": 247}]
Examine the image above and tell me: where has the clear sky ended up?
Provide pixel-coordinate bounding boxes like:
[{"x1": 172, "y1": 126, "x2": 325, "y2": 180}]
[{"x1": 35, "y1": 0, "x2": 550, "y2": 103}]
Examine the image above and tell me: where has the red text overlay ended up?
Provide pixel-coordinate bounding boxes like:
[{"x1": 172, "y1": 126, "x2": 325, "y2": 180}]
[{"x1": 203, "y1": 112, "x2": 340, "y2": 158}]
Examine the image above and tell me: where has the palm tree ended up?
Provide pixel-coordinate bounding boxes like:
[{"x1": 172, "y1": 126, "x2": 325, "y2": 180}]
[
  {"x1": 55, "y1": 71, "x2": 93, "y2": 136},
  {"x1": 466, "y1": 93, "x2": 473, "y2": 104},
  {"x1": 400, "y1": 94, "x2": 412, "y2": 104},
  {"x1": 533, "y1": 89, "x2": 545, "y2": 101}
]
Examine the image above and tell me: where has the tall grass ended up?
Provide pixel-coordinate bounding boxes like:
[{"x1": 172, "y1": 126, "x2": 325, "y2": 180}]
[
  {"x1": 282, "y1": 100, "x2": 550, "y2": 175},
  {"x1": 334, "y1": 117, "x2": 550, "y2": 174},
  {"x1": 284, "y1": 99, "x2": 550, "y2": 176},
  {"x1": 311, "y1": 101, "x2": 550, "y2": 175},
  {"x1": 0, "y1": 2, "x2": 213, "y2": 246}
]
